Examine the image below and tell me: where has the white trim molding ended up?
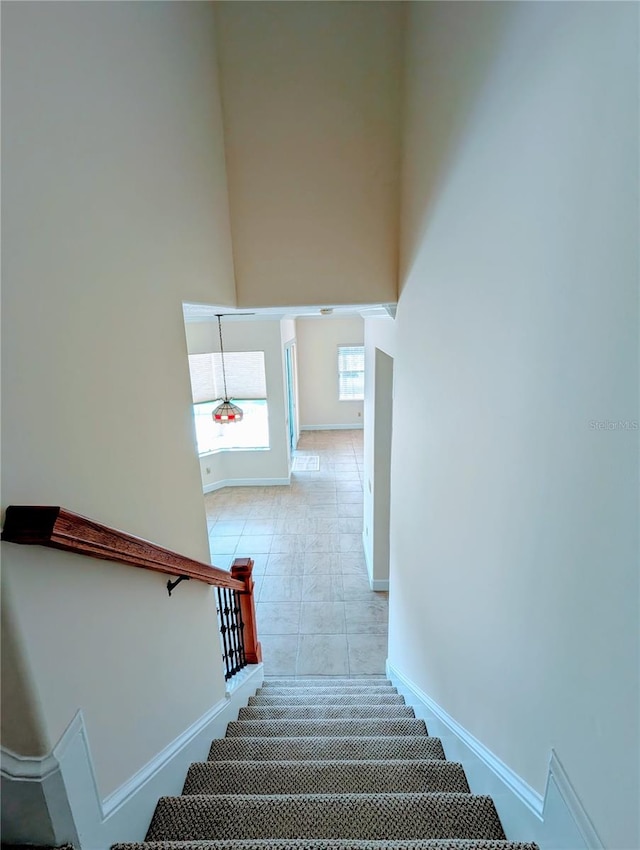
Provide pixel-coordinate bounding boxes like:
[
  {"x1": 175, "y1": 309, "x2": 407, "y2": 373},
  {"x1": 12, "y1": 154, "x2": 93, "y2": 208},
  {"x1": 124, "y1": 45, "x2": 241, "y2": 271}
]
[
  {"x1": 542, "y1": 750, "x2": 604, "y2": 850},
  {"x1": 370, "y1": 579, "x2": 389, "y2": 591},
  {"x1": 387, "y1": 662, "x2": 603, "y2": 850},
  {"x1": 1, "y1": 664, "x2": 264, "y2": 850},
  {"x1": 203, "y1": 477, "x2": 290, "y2": 493},
  {"x1": 1, "y1": 748, "x2": 59, "y2": 781}
]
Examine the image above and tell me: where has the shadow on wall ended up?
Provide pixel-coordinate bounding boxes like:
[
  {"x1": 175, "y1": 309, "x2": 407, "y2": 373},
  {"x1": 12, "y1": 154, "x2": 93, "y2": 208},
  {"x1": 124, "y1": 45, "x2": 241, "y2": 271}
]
[{"x1": 399, "y1": 3, "x2": 516, "y2": 292}]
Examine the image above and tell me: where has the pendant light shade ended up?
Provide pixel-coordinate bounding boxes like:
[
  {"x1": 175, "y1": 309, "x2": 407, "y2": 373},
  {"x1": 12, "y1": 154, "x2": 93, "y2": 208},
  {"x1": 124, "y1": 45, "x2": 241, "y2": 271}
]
[
  {"x1": 213, "y1": 400, "x2": 244, "y2": 423},
  {"x1": 212, "y1": 314, "x2": 243, "y2": 424}
]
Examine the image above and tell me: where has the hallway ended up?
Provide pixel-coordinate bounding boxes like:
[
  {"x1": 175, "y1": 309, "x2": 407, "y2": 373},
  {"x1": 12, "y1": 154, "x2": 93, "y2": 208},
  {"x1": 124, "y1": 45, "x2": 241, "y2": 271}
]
[{"x1": 204, "y1": 429, "x2": 389, "y2": 676}]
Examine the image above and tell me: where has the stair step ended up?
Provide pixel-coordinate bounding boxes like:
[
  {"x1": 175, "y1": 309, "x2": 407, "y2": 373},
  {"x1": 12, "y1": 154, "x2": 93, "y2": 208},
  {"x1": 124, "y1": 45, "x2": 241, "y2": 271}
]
[
  {"x1": 146, "y1": 793, "x2": 506, "y2": 841},
  {"x1": 255, "y1": 686, "x2": 398, "y2": 697},
  {"x1": 183, "y1": 760, "x2": 470, "y2": 795},
  {"x1": 262, "y1": 678, "x2": 391, "y2": 687},
  {"x1": 238, "y1": 705, "x2": 415, "y2": 721},
  {"x1": 118, "y1": 842, "x2": 539, "y2": 850},
  {"x1": 249, "y1": 694, "x2": 406, "y2": 707},
  {"x1": 209, "y1": 736, "x2": 446, "y2": 762},
  {"x1": 226, "y1": 718, "x2": 427, "y2": 738}
]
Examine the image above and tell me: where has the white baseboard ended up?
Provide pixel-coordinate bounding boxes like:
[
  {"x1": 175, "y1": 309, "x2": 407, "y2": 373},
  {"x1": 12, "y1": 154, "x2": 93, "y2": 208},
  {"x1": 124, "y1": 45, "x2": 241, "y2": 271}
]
[
  {"x1": 1, "y1": 664, "x2": 264, "y2": 850},
  {"x1": 203, "y1": 477, "x2": 290, "y2": 494},
  {"x1": 362, "y1": 532, "x2": 388, "y2": 591},
  {"x1": 387, "y1": 662, "x2": 603, "y2": 850},
  {"x1": 300, "y1": 424, "x2": 364, "y2": 431}
]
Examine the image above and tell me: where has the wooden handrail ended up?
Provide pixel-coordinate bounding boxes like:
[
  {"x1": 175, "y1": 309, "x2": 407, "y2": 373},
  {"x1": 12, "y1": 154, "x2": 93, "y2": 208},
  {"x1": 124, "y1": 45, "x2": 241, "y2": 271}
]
[
  {"x1": 1, "y1": 505, "x2": 244, "y2": 591},
  {"x1": 1, "y1": 505, "x2": 263, "y2": 675}
]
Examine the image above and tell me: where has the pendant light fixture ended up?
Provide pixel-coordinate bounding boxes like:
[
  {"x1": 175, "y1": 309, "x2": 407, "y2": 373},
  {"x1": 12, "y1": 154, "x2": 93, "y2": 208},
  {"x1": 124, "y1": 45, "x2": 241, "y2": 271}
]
[{"x1": 212, "y1": 314, "x2": 243, "y2": 423}]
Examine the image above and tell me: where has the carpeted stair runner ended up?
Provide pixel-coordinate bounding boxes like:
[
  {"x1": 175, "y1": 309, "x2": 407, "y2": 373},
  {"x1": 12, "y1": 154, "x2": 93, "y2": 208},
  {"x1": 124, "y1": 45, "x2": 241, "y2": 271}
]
[{"x1": 113, "y1": 677, "x2": 538, "y2": 850}]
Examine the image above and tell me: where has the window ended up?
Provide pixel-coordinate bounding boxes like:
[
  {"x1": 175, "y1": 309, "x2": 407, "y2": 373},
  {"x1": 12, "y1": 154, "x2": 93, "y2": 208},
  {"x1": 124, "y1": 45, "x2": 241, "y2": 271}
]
[
  {"x1": 338, "y1": 345, "x2": 365, "y2": 401},
  {"x1": 187, "y1": 351, "x2": 269, "y2": 454}
]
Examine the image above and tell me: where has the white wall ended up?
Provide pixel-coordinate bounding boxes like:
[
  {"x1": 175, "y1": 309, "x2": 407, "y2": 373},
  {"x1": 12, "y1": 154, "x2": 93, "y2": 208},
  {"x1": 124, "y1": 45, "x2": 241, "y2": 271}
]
[
  {"x1": 185, "y1": 319, "x2": 290, "y2": 488},
  {"x1": 214, "y1": 1, "x2": 403, "y2": 308},
  {"x1": 296, "y1": 317, "x2": 365, "y2": 429},
  {"x1": 390, "y1": 4, "x2": 639, "y2": 850},
  {"x1": 363, "y1": 318, "x2": 396, "y2": 586},
  {"x1": 1, "y1": 0, "x2": 235, "y2": 799}
]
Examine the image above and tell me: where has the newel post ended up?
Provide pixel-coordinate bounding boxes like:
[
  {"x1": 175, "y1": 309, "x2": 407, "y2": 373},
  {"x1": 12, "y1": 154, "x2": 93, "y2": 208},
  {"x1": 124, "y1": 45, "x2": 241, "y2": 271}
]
[{"x1": 230, "y1": 557, "x2": 262, "y2": 664}]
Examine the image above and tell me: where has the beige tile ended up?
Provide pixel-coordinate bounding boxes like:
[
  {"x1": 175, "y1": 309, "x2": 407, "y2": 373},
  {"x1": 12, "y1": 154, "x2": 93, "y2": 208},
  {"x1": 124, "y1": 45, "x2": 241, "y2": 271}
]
[
  {"x1": 270, "y1": 534, "x2": 305, "y2": 554},
  {"x1": 304, "y1": 492, "x2": 338, "y2": 505},
  {"x1": 338, "y1": 533, "x2": 364, "y2": 554},
  {"x1": 338, "y1": 518, "x2": 363, "y2": 534},
  {"x1": 210, "y1": 520, "x2": 246, "y2": 536},
  {"x1": 314, "y1": 518, "x2": 341, "y2": 534},
  {"x1": 302, "y1": 574, "x2": 344, "y2": 602},
  {"x1": 236, "y1": 534, "x2": 273, "y2": 554},
  {"x1": 339, "y1": 554, "x2": 367, "y2": 574},
  {"x1": 260, "y1": 634, "x2": 299, "y2": 675},
  {"x1": 274, "y1": 518, "x2": 314, "y2": 535},
  {"x1": 303, "y1": 553, "x2": 342, "y2": 575},
  {"x1": 215, "y1": 506, "x2": 252, "y2": 519},
  {"x1": 303, "y1": 533, "x2": 338, "y2": 553},
  {"x1": 248, "y1": 504, "x2": 280, "y2": 518},
  {"x1": 307, "y1": 504, "x2": 339, "y2": 519},
  {"x1": 265, "y1": 554, "x2": 305, "y2": 576},
  {"x1": 203, "y1": 433, "x2": 380, "y2": 655},
  {"x1": 345, "y1": 601, "x2": 389, "y2": 634},
  {"x1": 211, "y1": 553, "x2": 234, "y2": 570},
  {"x1": 300, "y1": 602, "x2": 346, "y2": 634},
  {"x1": 297, "y1": 634, "x2": 349, "y2": 675},
  {"x1": 256, "y1": 602, "x2": 301, "y2": 635},
  {"x1": 209, "y1": 536, "x2": 240, "y2": 555},
  {"x1": 252, "y1": 575, "x2": 264, "y2": 601},
  {"x1": 248, "y1": 553, "x2": 269, "y2": 575},
  {"x1": 347, "y1": 634, "x2": 388, "y2": 675},
  {"x1": 243, "y1": 519, "x2": 276, "y2": 535},
  {"x1": 259, "y1": 575, "x2": 303, "y2": 603},
  {"x1": 336, "y1": 491, "x2": 363, "y2": 504},
  {"x1": 342, "y1": 573, "x2": 375, "y2": 600},
  {"x1": 278, "y1": 507, "x2": 309, "y2": 521}
]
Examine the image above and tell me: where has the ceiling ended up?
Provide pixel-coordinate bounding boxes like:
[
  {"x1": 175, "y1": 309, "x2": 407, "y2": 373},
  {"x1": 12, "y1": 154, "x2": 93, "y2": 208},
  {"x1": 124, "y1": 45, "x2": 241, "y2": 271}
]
[{"x1": 182, "y1": 302, "x2": 396, "y2": 324}]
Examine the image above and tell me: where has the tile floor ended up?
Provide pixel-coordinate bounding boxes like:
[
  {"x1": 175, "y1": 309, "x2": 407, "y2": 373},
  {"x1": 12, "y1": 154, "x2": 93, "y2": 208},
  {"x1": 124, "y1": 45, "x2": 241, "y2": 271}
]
[{"x1": 205, "y1": 430, "x2": 388, "y2": 677}]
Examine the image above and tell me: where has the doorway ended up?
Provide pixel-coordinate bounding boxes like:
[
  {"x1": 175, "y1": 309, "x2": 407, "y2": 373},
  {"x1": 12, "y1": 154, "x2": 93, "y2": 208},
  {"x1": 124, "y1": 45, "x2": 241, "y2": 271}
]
[{"x1": 284, "y1": 341, "x2": 299, "y2": 456}]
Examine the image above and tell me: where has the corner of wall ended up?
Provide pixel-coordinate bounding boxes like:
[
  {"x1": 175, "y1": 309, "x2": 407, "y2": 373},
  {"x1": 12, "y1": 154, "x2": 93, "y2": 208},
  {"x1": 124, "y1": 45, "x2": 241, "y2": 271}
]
[
  {"x1": 387, "y1": 663, "x2": 604, "y2": 850},
  {"x1": 1, "y1": 665, "x2": 264, "y2": 850}
]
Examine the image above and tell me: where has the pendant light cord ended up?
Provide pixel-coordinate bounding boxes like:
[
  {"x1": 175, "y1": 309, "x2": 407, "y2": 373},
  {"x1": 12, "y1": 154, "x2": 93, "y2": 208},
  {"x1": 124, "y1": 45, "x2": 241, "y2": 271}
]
[{"x1": 217, "y1": 314, "x2": 229, "y2": 401}]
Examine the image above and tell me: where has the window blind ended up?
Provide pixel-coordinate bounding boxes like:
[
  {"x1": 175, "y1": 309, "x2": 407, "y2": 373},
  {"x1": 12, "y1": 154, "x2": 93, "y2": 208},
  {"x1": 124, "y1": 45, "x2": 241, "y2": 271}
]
[
  {"x1": 188, "y1": 351, "x2": 267, "y2": 403},
  {"x1": 338, "y1": 345, "x2": 365, "y2": 401}
]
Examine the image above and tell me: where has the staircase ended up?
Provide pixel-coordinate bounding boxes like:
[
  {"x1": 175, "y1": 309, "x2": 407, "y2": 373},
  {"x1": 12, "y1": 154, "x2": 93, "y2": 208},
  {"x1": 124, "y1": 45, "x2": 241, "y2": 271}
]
[{"x1": 116, "y1": 677, "x2": 539, "y2": 850}]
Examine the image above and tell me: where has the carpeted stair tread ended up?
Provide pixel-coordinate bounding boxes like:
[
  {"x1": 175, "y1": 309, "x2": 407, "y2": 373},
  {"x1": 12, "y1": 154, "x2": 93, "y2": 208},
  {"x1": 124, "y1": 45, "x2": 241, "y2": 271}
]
[
  {"x1": 249, "y1": 694, "x2": 406, "y2": 707},
  {"x1": 117, "y1": 841, "x2": 539, "y2": 850},
  {"x1": 182, "y1": 760, "x2": 470, "y2": 795},
  {"x1": 238, "y1": 705, "x2": 415, "y2": 721},
  {"x1": 226, "y1": 718, "x2": 427, "y2": 738},
  {"x1": 146, "y1": 793, "x2": 506, "y2": 841},
  {"x1": 255, "y1": 686, "x2": 398, "y2": 698},
  {"x1": 262, "y1": 679, "x2": 391, "y2": 687},
  {"x1": 114, "y1": 673, "x2": 540, "y2": 849},
  {"x1": 208, "y1": 736, "x2": 446, "y2": 762}
]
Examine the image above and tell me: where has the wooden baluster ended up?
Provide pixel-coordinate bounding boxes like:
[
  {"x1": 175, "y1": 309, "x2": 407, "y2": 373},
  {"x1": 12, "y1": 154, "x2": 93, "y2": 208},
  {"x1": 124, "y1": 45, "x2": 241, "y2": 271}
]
[{"x1": 231, "y1": 557, "x2": 262, "y2": 664}]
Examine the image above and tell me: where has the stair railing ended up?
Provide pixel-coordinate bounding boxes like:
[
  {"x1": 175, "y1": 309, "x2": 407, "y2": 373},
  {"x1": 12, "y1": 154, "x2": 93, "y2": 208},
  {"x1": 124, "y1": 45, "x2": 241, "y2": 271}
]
[{"x1": 1, "y1": 505, "x2": 262, "y2": 678}]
